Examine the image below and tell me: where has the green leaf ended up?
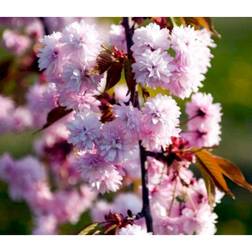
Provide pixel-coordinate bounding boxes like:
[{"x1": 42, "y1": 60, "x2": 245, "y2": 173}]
[{"x1": 79, "y1": 223, "x2": 100, "y2": 235}]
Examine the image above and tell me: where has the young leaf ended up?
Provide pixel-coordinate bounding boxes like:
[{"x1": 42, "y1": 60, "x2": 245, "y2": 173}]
[
  {"x1": 104, "y1": 224, "x2": 118, "y2": 235},
  {"x1": 194, "y1": 149, "x2": 252, "y2": 204},
  {"x1": 196, "y1": 160, "x2": 216, "y2": 206},
  {"x1": 95, "y1": 50, "x2": 114, "y2": 75},
  {"x1": 79, "y1": 223, "x2": 101, "y2": 235},
  {"x1": 35, "y1": 106, "x2": 73, "y2": 133},
  {"x1": 214, "y1": 156, "x2": 252, "y2": 192},
  {"x1": 181, "y1": 17, "x2": 220, "y2": 37},
  {"x1": 105, "y1": 61, "x2": 123, "y2": 91}
]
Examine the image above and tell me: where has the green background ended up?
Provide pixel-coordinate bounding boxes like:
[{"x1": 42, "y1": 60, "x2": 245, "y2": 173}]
[{"x1": 0, "y1": 17, "x2": 252, "y2": 235}]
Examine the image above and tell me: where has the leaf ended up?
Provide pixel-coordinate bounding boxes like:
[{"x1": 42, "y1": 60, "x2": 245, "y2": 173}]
[
  {"x1": 104, "y1": 224, "x2": 118, "y2": 235},
  {"x1": 35, "y1": 106, "x2": 73, "y2": 133},
  {"x1": 105, "y1": 61, "x2": 123, "y2": 91},
  {"x1": 214, "y1": 156, "x2": 252, "y2": 192},
  {"x1": 79, "y1": 223, "x2": 101, "y2": 235},
  {"x1": 181, "y1": 17, "x2": 220, "y2": 37},
  {"x1": 95, "y1": 93, "x2": 115, "y2": 123},
  {"x1": 195, "y1": 149, "x2": 234, "y2": 198},
  {"x1": 95, "y1": 50, "x2": 114, "y2": 75},
  {"x1": 194, "y1": 149, "x2": 252, "y2": 205},
  {"x1": 196, "y1": 159, "x2": 216, "y2": 206}
]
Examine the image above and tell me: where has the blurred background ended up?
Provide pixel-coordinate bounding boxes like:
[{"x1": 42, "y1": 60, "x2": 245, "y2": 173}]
[{"x1": 0, "y1": 17, "x2": 251, "y2": 235}]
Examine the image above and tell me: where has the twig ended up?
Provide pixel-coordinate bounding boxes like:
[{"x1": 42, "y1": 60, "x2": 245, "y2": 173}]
[
  {"x1": 39, "y1": 17, "x2": 50, "y2": 35},
  {"x1": 122, "y1": 17, "x2": 153, "y2": 233},
  {"x1": 139, "y1": 142, "x2": 153, "y2": 233}
]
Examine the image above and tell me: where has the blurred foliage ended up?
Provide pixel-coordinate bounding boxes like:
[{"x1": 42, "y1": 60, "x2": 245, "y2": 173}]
[{"x1": 0, "y1": 17, "x2": 252, "y2": 235}]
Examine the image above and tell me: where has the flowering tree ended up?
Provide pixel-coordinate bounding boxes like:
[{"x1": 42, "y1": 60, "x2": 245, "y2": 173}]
[{"x1": 0, "y1": 17, "x2": 251, "y2": 235}]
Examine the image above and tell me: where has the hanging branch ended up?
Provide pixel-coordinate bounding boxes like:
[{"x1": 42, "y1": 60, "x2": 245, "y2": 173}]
[
  {"x1": 122, "y1": 17, "x2": 153, "y2": 233},
  {"x1": 39, "y1": 17, "x2": 50, "y2": 36}
]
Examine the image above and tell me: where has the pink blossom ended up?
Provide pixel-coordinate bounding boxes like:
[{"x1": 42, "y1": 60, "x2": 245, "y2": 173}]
[
  {"x1": 109, "y1": 24, "x2": 126, "y2": 52},
  {"x1": 0, "y1": 155, "x2": 48, "y2": 201},
  {"x1": 132, "y1": 48, "x2": 173, "y2": 88},
  {"x1": 112, "y1": 193, "x2": 142, "y2": 216},
  {"x1": 33, "y1": 214, "x2": 57, "y2": 235},
  {"x1": 2, "y1": 29, "x2": 31, "y2": 55},
  {"x1": 25, "y1": 19, "x2": 44, "y2": 40},
  {"x1": 182, "y1": 92, "x2": 222, "y2": 147},
  {"x1": 78, "y1": 153, "x2": 123, "y2": 193},
  {"x1": 67, "y1": 110, "x2": 102, "y2": 151},
  {"x1": 182, "y1": 123, "x2": 221, "y2": 148},
  {"x1": 10, "y1": 107, "x2": 33, "y2": 132},
  {"x1": 60, "y1": 20, "x2": 101, "y2": 66},
  {"x1": 118, "y1": 224, "x2": 149, "y2": 235},
  {"x1": 0, "y1": 95, "x2": 15, "y2": 133},
  {"x1": 58, "y1": 88, "x2": 100, "y2": 111},
  {"x1": 26, "y1": 82, "x2": 59, "y2": 127},
  {"x1": 132, "y1": 23, "x2": 170, "y2": 54},
  {"x1": 37, "y1": 32, "x2": 63, "y2": 81},
  {"x1": 186, "y1": 92, "x2": 222, "y2": 125},
  {"x1": 98, "y1": 120, "x2": 131, "y2": 162},
  {"x1": 167, "y1": 26, "x2": 215, "y2": 98},
  {"x1": 148, "y1": 161, "x2": 222, "y2": 235},
  {"x1": 140, "y1": 94, "x2": 181, "y2": 151},
  {"x1": 114, "y1": 84, "x2": 130, "y2": 103},
  {"x1": 113, "y1": 103, "x2": 142, "y2": 140},
  {"x1": 50, "y1": 186, "x2": 96, "y2": 224},
  {"x1": 120, "y1": 144, "x2": 141, "y2": 179}
]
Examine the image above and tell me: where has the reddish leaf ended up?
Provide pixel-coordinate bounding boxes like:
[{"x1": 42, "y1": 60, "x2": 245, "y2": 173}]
[
  {"x1": 152, "y1": 17, "x2": 173, "y2": 29},
  {"x1": 105, "y1": 61, "x2": 123, "y2": 91},
  {"x1": 214, "y1": 156, "x2": 252, "y2": 192},
  {"x1": 95, "y1": 49, "x2": 114, "y2": 75},
  {"x1": 36, "y1": 106, "x2": 73, "y2": 132},
  {"x1": 196, "y1": 158, "x2": 216, "y2": 206},
  {"x1": 95, "y1": 93, "x2": 115, "y2": 123},
  {"x1": 182, "y1": 17, "x2": 220, "y2": 37},
  {"x1": 194, "y1": 149, "x2": 252, "y2": 205}
]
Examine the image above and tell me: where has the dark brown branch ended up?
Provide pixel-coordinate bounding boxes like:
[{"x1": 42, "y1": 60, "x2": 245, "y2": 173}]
[
  {"x1": 139, "y1": 142, "x2": 153, "y2": 233},
  {"x1": 122, "y1": 17, "x2": 138, "y2": 106},
  {"x1": 122, "y1": 17, "x2": 153, "y2": 233},
  {"x1": 122, "y1": 17, "x2": 134, "y2": 56},
  {"x1": 39, "y1": 17, "x2": 50, "y2": 35}
]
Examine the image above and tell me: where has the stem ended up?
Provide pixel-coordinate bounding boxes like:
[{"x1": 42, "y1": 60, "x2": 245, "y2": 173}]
[
  {"x1": 39, "y1": 17, "x2": 50, "y2": 35},
  {"x1": 122, "y1": 17, "x2": 153, "y2": 233},
  {"x1": 170, "y1": 17, "x2": 177, "y2": 27},
  {"x1": 139, "y1": 142, "x2": 153, "y2": 233},
  {"x1": 167, "y1": 177, "x2": 178, "y2": 216},
  {"x1": 122, "y1": 17, "x2": 133, "y2": 56},
  {"x1": 122, "y1": 17, "x2": 137, "y2": 106}
]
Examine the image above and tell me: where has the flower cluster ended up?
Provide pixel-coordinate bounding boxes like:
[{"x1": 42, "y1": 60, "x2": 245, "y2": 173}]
[
  {"x1": 147, "y1": 157, "x2": 223, "y2": 234},
  {"x1": 131, "y1": 23, "x2": 215, "y2": 98},
  {"x1": 182, "y1": 92, "x2": 222, "y2": 147},
  {"x1": 0, "y1": 153, "x2": 96, "y2": 234},
  {"x1": 0, "y1": 18, "x2": 226, "y2": 235},
  {"x1": 38, "y1": 20, "x2": 103, "y2": 110},
  {"x1": 0, "y1": 95, "x2": 32, "y2": 133}
]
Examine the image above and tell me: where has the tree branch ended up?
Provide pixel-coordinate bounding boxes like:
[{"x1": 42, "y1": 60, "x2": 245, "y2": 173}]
[
  {"x1": 122, "y1": 17, "x2": 138, "y2": 106},
  {"x1": 139, "y1": 142, "x2": 153, "y2": 233},
  {"x1": 122, "y1": 17, "x2": 133, "y2": 56},
  {"x1": 122, "y1": 17, "x2": 153, "y2": 233},
  {"x1": 39, "y1": 17, "x2": 50, "y2": 36}
]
